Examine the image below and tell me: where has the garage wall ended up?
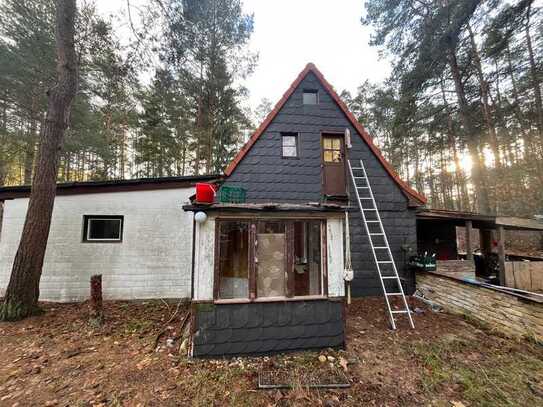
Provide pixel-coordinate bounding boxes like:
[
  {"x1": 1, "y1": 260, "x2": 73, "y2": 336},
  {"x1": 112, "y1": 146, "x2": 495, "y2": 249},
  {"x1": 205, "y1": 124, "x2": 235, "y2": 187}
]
[{"x1": 0, "y1": 188, "x2": 194, "y2": 302}]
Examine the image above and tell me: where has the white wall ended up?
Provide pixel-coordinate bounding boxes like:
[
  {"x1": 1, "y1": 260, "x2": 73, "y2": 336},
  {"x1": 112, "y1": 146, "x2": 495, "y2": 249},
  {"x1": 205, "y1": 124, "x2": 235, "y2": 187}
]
[
  {"x1": 0, "y1": 188, "x2": 194, "y2": 302},
  {"x1": 327, "y1": 218, "x2": 345, "y2": 297},
  {"x1": 193, "y1": 215, "x2": 215, "y2": 301}
]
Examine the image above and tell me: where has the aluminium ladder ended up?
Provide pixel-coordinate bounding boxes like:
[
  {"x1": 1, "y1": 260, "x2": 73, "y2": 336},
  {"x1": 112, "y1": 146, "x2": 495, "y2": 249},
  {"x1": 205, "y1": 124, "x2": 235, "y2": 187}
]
[{"x1": 347, "y1": 159, "x2": 415, "y2": 329}]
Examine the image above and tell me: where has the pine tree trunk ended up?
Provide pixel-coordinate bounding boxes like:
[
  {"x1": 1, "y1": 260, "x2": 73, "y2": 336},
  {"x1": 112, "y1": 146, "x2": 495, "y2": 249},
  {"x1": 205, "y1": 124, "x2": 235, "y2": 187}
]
[
  {"x1": 0, "y1": 0, "x2": 78, "y2": 321},
  {"x1": 525, "y1": 3, "x2": 543, "y2": 140},
  {"x1": 447, "y1": 47, "x2": 490, "y2": 214},
  {"x1": 468, "y1": 24, "x2": 502, "y2": 171}
]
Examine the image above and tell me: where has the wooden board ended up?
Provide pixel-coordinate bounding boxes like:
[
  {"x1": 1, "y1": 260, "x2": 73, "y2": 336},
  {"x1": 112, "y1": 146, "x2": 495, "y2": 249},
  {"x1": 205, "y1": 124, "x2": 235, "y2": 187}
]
[{"x1": 505, "y1": 262, "x2": 543, "y2": 292}]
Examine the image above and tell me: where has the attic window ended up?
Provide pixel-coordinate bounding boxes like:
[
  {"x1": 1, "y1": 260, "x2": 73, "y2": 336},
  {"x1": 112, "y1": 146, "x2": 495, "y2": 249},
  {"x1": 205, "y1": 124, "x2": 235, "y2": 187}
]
[
  {"x1": 282, "y1": 133, "x2": 299, "y2": 158},
  {"x1": 83, "y1": 215, "x2": 123, "y2": 242},
  {"x1": 303, "y1": 89, "x2": 318, "y2": 105}
]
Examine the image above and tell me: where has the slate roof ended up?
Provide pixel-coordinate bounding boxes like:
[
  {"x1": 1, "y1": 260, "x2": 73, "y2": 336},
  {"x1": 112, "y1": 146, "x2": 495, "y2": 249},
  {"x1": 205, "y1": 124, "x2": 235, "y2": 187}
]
[{"x1": 224, "y1": 63, "x2": 426, "y2": 205}]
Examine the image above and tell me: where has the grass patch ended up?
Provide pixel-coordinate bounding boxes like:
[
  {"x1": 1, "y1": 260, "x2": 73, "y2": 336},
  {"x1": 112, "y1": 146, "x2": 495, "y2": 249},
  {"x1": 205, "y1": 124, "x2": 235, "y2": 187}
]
[
  {"x1": 408, "y1": 335, "x2": 543, "y2": 406},
  {"x1": 123, "y1": 318, "x2": 153, "y2": 334}
]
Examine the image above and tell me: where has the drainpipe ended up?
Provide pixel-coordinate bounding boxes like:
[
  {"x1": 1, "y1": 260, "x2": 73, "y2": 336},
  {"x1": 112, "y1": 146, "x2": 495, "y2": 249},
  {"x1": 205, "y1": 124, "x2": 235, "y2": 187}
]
[{"x1": 344, "y1": 211, "x2": 354, "y2": 304}]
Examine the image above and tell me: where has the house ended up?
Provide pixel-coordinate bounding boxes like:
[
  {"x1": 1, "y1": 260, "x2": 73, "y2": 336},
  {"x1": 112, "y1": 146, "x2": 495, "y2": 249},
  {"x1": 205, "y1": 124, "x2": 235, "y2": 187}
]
[
  {"x1": 0, "y1": 63, "x2": 425, "y2": 357},
  {"x1": 183, "y1": 63, "x2": 425, "y2": 356}
]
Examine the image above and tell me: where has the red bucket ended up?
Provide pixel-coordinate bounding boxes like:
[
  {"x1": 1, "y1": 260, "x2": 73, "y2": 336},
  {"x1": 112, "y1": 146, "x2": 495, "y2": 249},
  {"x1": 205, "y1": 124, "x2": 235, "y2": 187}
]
[{"x1": 195, "y1": 183, "x2": 217, "y2": 203}]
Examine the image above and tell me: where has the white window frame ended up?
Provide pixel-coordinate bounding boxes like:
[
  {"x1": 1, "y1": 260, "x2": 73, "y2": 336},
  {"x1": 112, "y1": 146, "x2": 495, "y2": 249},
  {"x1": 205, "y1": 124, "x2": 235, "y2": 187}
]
[{"x1": 281, "y1": 133, "x2": 299, "y2": 158}]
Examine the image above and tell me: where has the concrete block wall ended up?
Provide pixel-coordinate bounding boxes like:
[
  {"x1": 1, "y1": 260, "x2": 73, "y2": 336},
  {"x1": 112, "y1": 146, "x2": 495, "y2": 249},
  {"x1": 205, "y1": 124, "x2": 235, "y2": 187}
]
[
  {"x1": 0, "y1": 188, "x2": 194, "y2": 302},
  {"x1": 417, "y1": 272, "x2": 543, "y2": 343}
]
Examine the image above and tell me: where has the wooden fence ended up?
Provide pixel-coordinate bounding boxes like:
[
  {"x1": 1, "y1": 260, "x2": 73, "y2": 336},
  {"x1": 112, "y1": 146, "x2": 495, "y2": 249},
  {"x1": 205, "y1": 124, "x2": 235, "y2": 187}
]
[{"x1": 505, "y1": 262, "x2": 543, "y2": 292}]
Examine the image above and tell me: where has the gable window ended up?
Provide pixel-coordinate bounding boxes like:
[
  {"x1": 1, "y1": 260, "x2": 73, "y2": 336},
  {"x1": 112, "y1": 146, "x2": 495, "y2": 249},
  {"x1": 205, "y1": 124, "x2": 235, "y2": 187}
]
[
  {"x1": 83, "y1": 215, "x2": 123, "y2": 242},
  {"x1": 281, "y1": 133, "x2": 299, "y2": 158},
  {"x1": 216, "y1": 219, "x2": 325, "y2": 300},
  {"x1": 303, "y1": 89, "x2": 318, "y2": 105}
]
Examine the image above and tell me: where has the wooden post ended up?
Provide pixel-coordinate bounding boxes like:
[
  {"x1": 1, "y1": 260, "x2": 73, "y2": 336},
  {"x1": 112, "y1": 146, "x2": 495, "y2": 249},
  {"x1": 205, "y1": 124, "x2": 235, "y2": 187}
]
[
  {"x1": 497, "y1": 226, "x2": 506, "y2": 286},
  {"x1": 465, "y1": 220, "x2": 473, "y2": 261},
  {"x1": 89, "y1": 274, "x2": 103, "y2": 326},
  {"x1": 480, "y1": 229, "x2": 492, "y2": 256}
]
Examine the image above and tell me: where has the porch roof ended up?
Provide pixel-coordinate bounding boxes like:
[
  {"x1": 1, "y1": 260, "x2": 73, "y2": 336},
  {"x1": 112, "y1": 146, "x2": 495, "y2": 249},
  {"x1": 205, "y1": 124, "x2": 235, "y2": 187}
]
[
  {"x1": 416, "y1": 208, "x2": 543, "y2": 231},
  {"x1": 183, "y1": 202, "x2": 347, "y2": 213}
]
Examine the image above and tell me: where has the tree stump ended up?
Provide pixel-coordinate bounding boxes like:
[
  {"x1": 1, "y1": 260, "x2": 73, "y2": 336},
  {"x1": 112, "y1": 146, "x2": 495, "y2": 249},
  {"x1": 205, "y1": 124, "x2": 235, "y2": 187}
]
[{"x1": 89, "y1": 274, "x2": 104, "y2": 327}]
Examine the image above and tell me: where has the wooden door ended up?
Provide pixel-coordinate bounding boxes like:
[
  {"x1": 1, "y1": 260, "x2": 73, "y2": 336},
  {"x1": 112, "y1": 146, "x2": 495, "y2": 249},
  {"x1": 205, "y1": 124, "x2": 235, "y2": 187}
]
[{"x1": 322, "y1": 134, "x2": 346, "y2": 196}]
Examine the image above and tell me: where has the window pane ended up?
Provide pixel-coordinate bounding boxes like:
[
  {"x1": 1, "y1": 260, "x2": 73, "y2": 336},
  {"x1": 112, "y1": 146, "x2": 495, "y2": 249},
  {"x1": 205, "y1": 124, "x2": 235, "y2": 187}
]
[
  {"x1": 332, "y1": 138, "x2": 341, "y2": 150},
  {"x1": 257, "y1": 221, "x2": 286, "y2": 297},
  {"x1": 294, "y1": 221, "x2": 322, "y2": 296},
  {"x1": 323, "y1": 138, "x2": 332, "y2": 149},
  {"x1": 282, "y1": 134, "x2": 297, "y2": 157},
  {"x1": 283, "y1": 146, "x2": 297, "y2": 157},
  {"x1": 332, "y1": 150, "x2": 342, "y2": 162},
  {"x1": 303, "y1": 91, "x2": 318, "y2": 105},
  {"x1": 218, "y1": 221, "x2": 249, "y2": 299},
  {"x1": 282, "y1": 135, "x2": 296, "y2": 147},
  {"x1": 323, "y1": 150, "x2": 334, "y2": 162},
  {"x1": 87, "y1": 218, "x2": 121, "y2": 240}
]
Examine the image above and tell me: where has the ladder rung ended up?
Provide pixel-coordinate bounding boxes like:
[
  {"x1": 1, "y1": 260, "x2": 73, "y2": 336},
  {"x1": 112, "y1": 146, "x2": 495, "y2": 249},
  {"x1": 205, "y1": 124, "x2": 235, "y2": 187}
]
[
  {"x1": 369, "y1": 233, "x2": 384, "y2": 235},
  {"x1": 382, "y1": 276, "x2": 398, "y2": 279},
  {"x1": 391, "y1": 310, "x2": 410, "y2": 314},
  {"x1": 363, "y1": 208, "x2": 377, "y2": 211},
  {"x1": 374, "y1": 246, "x2": 388, "y2": 249},
  {"x1": 351, "y1": 167, "x2": 364, "y2": 170},
  {"x1": 377, "y1": 260, "x2": 393, "y2": 263},
  {"x1": 356, "y1": 185, "x2": 369, "y2": 187},
  {"x1": 367, "y1": 220, "x2": 380, "y2": 223},
  {"x1": 386, "y1": 293, "x2": 403, "y2": 296},
  {"x1": 359, "y1": 197, "x2": 372, "y2": 200}
]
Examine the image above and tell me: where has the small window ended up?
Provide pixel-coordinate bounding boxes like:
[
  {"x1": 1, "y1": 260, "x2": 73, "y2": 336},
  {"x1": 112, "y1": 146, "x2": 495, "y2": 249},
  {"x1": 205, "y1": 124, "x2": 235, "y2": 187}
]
[
  {"x1": 323, "y1": 136, "x2": 343, "y2": 163},
  {"x1": 282, "y1": 133, "x2": 298, "y2": 158},
  {"x1": 83, "y1": 215, "x2": 123, "y2": 242},
  {"x1": 303, "y1": 89, "x2": 318, "y2": 105}
]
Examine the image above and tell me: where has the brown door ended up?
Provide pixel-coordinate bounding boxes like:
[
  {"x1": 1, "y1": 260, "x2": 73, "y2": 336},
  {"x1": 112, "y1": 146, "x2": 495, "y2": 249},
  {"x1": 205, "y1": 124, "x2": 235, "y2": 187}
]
[{"x1": 321, "y1": 134, "x2": 346, "y2": 196}]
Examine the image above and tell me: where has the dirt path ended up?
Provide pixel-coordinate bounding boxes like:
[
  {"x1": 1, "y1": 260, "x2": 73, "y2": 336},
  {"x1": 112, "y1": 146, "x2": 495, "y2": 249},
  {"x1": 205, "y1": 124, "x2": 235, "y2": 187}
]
[{"x1": 0, "y1": 298, "x2": 542, "y2": 406}]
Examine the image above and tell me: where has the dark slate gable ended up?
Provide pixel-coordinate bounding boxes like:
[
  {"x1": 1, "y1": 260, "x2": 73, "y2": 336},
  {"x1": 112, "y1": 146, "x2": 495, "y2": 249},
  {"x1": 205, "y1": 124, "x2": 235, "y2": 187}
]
[{"x1": 225, "y1": 70, "x2": 417, "y2": 297}]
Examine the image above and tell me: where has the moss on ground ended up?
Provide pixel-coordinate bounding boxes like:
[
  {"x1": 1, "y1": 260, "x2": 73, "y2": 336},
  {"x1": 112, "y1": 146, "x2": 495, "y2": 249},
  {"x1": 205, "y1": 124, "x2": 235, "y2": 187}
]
[{"x1": 408, "y1": 334, "x2": 543, "y2": 406}]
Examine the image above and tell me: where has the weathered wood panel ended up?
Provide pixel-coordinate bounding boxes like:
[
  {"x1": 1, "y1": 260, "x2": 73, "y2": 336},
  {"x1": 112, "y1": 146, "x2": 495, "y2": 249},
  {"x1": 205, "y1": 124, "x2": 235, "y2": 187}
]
[
  {"x1": 327, "y1": 218, "x2": 344, "y2": 297},
  {"x1": 505, "y1": 262, "x2": 543, "y2": 292},
  {"x1": 417, "y1": 272, "x2": 543, "y2": 343}
]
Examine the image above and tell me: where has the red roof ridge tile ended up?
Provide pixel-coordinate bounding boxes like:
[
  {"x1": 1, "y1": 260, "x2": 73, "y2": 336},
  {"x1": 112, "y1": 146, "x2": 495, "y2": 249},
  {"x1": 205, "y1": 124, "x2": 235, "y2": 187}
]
[{"x1": 224, "y1": 63, "x2": 426, "y2": 205}]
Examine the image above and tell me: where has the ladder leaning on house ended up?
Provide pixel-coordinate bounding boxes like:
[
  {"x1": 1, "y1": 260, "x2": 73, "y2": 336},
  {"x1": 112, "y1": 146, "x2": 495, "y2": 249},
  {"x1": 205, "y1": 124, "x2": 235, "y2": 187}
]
[{"x1": 347, "y1": 159, "x2": 415, "y2": 329}]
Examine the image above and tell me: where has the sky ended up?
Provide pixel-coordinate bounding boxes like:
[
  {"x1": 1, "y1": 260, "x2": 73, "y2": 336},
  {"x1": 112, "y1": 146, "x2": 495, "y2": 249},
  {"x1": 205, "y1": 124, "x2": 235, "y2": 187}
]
[
  {"x1": 94, "y1": 0, "x2": 391, "y2": 110},
  {"x1": 241, "y1": 0, "x2": 391, "y2": 108}
]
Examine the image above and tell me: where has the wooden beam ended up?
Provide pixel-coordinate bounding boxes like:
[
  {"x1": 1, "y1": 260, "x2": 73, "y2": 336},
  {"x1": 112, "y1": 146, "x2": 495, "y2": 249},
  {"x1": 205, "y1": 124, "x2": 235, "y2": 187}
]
[
  {"x1": 497, "y1": 225, "x2": 506, "y2": 286},
  {"x1": 465, "y1": 220, "x2": 473, "y2": 261}
]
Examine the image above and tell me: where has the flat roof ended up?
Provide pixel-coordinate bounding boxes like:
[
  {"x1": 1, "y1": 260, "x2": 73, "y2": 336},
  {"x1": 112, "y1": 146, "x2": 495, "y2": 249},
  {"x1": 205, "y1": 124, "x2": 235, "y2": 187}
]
[
  {"x1": 183, "y1": 202, "x2": 347, "y2": 213},
  {"x1": 0, "y1": 175, "x2": 221, "y2": 200},
  {"x1": 417, "y1": 209, "x2": 543, "y2": 231}
]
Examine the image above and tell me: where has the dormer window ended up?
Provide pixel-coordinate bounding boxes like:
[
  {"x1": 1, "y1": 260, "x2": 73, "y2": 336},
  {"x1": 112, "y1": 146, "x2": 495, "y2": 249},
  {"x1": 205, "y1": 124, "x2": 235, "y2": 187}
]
[
  {"x1": 282, "y1": 133, "x2": 299, "y2": 158},
  {"x1": 303, "y1": 89, "x2": 318, "y2": 105}
]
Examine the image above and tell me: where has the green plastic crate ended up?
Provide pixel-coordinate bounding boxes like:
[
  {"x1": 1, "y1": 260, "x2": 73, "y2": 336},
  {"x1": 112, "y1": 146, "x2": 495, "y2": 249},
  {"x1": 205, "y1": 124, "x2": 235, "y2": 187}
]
[{"x1": 218, "y1": 185, "x2": 247, "y2": 203}]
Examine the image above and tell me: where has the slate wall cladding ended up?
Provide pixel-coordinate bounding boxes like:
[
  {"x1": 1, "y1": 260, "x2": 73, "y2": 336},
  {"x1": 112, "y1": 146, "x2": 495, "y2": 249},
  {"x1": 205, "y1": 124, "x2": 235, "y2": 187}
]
[
  {"x1": 225, "y1": 72, "x2": 418, "y2": 296},
  {"x1": 192, "y1": 300, "x2": 344, "y2": 357}
]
